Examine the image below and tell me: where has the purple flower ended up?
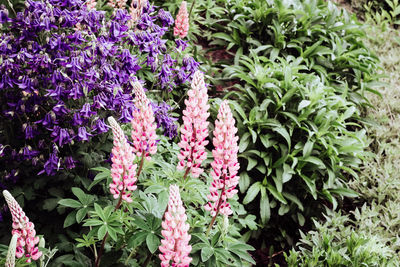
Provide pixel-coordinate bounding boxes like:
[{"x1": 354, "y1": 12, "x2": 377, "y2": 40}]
[
  {"x1": 64, "y1": 156, "x2": 77, "y2": 169},
  {"x1": 158, "y1": 9, "x2": 174, "y2": 27},
  {"x1": 77, "y1": 126, "x2": 92, "y2": 141},
  {"x1": 94, "y1": 118, "x2": 109, "y2": 134},
  {"x1": 152, "y1": 102, "x2": 178, "y2": 138},
  {"x1": 80, "y1": 103, "x2": 96, "y2": 118},
  {"x1": 38, "y1": 149, "x2": 60, "y2": 176},
  {"x1": 51, "y1": 127, "x2": 72, "y2": 147},
  {"x1": 175, "y1": 39, "x2": 188, "y2": 51}
]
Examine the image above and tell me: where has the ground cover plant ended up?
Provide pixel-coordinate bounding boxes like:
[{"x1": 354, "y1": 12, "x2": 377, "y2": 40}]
[{"x1": 0, "y1": 0, "x2": 397, "y2": 266}]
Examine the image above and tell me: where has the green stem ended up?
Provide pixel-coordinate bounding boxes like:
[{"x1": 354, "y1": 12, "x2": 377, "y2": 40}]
[
  {"x1": 206, "y1": 176, "x2": 226, "y2": 236},
  {"x1": 94, "y1": 189, "x2": 123, "y2": 267},
  {"x1": 143, "y1": 253, "x2": 152, "y2": 267},
  {"x1": 137, "y1": 151, "x2": 145, "y2": 178},
  {"x1": 189, "y1": 0, "x2": 196, "y2": 18},
  {"x1": 124, "y1": 248, "x2": 136, "y2": 265}
]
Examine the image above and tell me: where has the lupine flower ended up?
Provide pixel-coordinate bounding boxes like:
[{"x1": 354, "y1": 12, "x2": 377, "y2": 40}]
[
  {"x1": 204, "y1": 101, "x2": 240, "y2": 217},
  {"x1": 177, "y1": 71, "x2": 209, "y2": 178},
  {"x1": 108, "y1": 117, "x2": 137, "y2": 203},
  {"x1": 131, "y1": 81, "x2": 157, "y2": 160},
  {"x1": 159, "y1": 185, "x2": 192, "y2": 267},
  {"x1": 3, "y1": 190, "x2": 42, "y2": 263},
  {"x1": 6, "y1": 234, "x2": 18, "y2": 267},
  {"x1": 174, "y1": 1, "x2": 189, "y2": 39}
]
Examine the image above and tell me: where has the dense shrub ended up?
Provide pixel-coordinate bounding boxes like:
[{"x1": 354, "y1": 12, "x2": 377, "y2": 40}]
[{"x1": 285, "y1": 209, "x2": 399, "y2": 266}]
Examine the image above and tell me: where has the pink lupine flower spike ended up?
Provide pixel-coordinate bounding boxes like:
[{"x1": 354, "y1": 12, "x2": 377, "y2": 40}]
[
  {"x1": 108, "y1": 117, "x2": 137, "y2": 207},
  {"x1": 177, "y1": 70, "x2": 210, "y2": 179},
  {"x1": 204, "y1": 100, "x2": 240, "y2": 234},
  {"x1": 131, "y1": 81, "x2": 157, "y2": 176},
  {"x1": 3, "y1": 190, "x2": 42, "y2": 263},
  {"x1": 159, "y1": 185, "x2": 192, "y2": 267},
  {"x1": 174, "y1": 1, "x2": 189, "y2": 39}
]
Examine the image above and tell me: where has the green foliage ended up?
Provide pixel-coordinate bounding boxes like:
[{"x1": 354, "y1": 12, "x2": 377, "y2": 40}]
[
  {"x1": 55, "y1": 136, "x2": 256, "y2": 266},
  {"x1": 285, "y1": 209, "x2": 399, "y2": 266},
  {"x1": 221, "y1": 53, "x2": 365, "y2": 228}
]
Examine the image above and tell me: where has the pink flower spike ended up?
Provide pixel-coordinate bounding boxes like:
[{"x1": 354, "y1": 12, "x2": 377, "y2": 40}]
[
  {"x1": 204, "y1": 100, "x2": 240, "y2": 217},
  {"x1": 159, "y1": 185, "x2": 192, "y2": 267},
  {"x1": 107, "y1": 0, "x2": 127, "y2": 9},
  {"x1": 177, "y1": 71, "x2": 210, "y2": 178},
  {"x1": 3, "y1": 190, "x2": 42, "y2": 263},
  {"x1": 131, "y1": 81, "x2": 157, "y2": 161},
  {"x1": 108, "y1": 117, "x2": 138, "y2": 203},
  {"x1": 174, "y1": 1, "x2": 189, "y2": 39}
]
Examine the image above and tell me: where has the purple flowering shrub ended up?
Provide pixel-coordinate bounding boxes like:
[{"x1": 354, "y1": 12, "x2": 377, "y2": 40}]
[{"x1": 0, "y1": 0, "x2": 199, "y2": 180}]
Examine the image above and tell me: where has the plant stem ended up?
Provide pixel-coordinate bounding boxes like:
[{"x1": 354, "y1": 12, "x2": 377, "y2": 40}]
[
  {"x1": 183, "y1": 166, "x2": 191, "y2": 180},
  {"x1": 124, "y1": 248, "x2": 136, "y2": 265},
  {"x1": 95, "y1": 190, "x2": 123, "y2": 267},
  {"x1": 137, "y1": 151, "x2": 145, "y2": 178},
  {"x1": 189, "y1": 0, "x2": 196, "y2": 18},
  {"x1": 143, "y1": 253, "x2": 152, "y2": 267},
  {"x1": 206, "y1": 186, "x2": 225, "y2": 236}
]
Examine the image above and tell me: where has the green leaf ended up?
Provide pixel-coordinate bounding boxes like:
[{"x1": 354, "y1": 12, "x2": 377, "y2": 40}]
[
  {"x1": 239, "y1": 132, "x2": 251, "y2": 153},
  {"x1": 329, "y1": 188, "x2": 359, "y2": 198},
  {"x1": 201, "y1": 247, "x2": 214, "y2": 262},
  {"x1": 97, "y1": 225, "x2": 107, "y2": 240},
  {"x1": 239, "y1": 172, "x2": 251, "y2": 193},
  {"x1": 146, "y1": 233, "x2": 159, "y2": 254},
  {"x1": 132, "y1": 215, "x2": 151, "y2": 231},
  {"x1": 64, "y1": 211, "x2": 77, "y2": 228},
  {"x1": 303, "y1": 140, "x2": 314, "y2": 157},
  {"x1": 260, "y1": 187, "x2": 270, "y2": 224},
  {"x1": 76, "y1": 208, "x2": 88, "y2": 223},
  {"x1": 243, "y1": 182, "x2": 261, "y2": 204},
  {"x1": 128, "y1": 230, "x2": 147, "y2": 248},
  {"x1": 246, "y1": 157, "x2": 258, "y2": 171},
  {"x1": 301, "y1": 156, "x2": 325, "y2": 168},
  {"x1": 266, "y1": 183, "x2": 287, "y2": 204},
  {"x1": 94, "y1": 203, "x2": 106, "y2": 221},
  {"x1": 83, "y1": 219, "x2": 103, "y2": 227},
  {"x1": 272, "y1": 127, "x2": 291, "y2": 148},
  {"x1": 58, "y1": 199, "x2": 82, "y2": 209},
  {"x1": 71, "y1": 187, "x2": 87, "y2": 204}
]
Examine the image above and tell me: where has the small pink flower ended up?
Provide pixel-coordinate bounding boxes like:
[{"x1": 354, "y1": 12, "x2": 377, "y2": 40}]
[
  {"x1": 3, "y1": 190, "x2": 42, "y2": 263},
  {"x1": 174, "y1": 1, "x2": 189, "y2": 39},
  {"x1": 159, "y1": 185, "x2": 192, "y2": 267},
  {"x1": 108, "y1": 117, "x2": 137, "y2": 203},
  {"x1": 131, "y1": 81, "x2": 157, "y2": 161},
  {"x1": 177, "y1": 71, "x2": 209, "y2": 178},
  {"x1": 107, "y1": 0, "x2": 127, "y2": 9},
  {"x1": 86, "y1": 0, "x2": 97, "y2": 9},
  {"x1": 204, "y1": 100, "x2": 240, "y2": 217}
]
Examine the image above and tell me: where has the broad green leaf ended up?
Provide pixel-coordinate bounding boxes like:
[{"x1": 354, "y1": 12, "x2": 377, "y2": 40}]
[
  {"x1": 127, "y1": 230, "x2": 147, "y2": 248},
  {"x1": 246, "y1": 157, "x2": 258, "y2": 171},
  {"x1": 272, "y1": 127, "x2": 291, "y2": 148},
  {"x1": 239, "y1": 132, "x2": 251, "y2": 153},
  {"x1": 146, "y1": 233, "x2": 159, "y2": 253},
  {"x1": 330, "y1": 188, "x2": 359, "y2": 198},
  {"x1": 58, "y1": 199, "x2": 82, "y2": 209},
  {"x1": 64, "y1": 211, "x2": 77, "y2": 228},
  {"x1": 71, "y1": 187, "x2": 87, "y2": 204},
  {"x1": 94, "y1": 203, "x2": 105, "y2": 221},
  {"x1": 76, "y1": 208, "x2": 88, "y2": 223},
  {"x1": 243, "y1": 182, "x2": 261, "y2": 204},
  {"x1": 201, "y1": 247, "x2": 214, "y2": 262},
  {"x1": 239, "y1": 172, "x2": 251, "y2": 193}
]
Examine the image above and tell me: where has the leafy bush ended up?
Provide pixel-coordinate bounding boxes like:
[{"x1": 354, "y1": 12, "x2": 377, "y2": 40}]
[
  {"x1": 223, "y1": 54, "x2": 365, "y2": 237},
  {"x1": 285, "y1": 209, "x2": 399, "y2": 266}
]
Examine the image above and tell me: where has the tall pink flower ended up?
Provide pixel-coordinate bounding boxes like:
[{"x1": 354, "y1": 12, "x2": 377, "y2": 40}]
[
  {"x1": 205, "y1": 100, "x2": 240, "y2": 217},
  {"x1": 174, "y1": 1, "x2": 189, "y2": 39},
  {"x1": 108, "y1": 117, "x2": 137, "y2": 203},
  {"x1": 159, "y1": 185, "x2": 192, "y2": 267},
  {"x1": 3, "y1": 190, "x2": 42, "y2": 263},
  {"x1": 177, "y1": 71, "x2": 209, "y2": 178},
  {"x1": 131, "y1": 81, "x2": 157, "y2": 161}
]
